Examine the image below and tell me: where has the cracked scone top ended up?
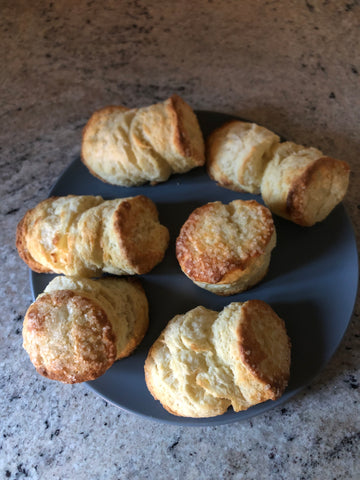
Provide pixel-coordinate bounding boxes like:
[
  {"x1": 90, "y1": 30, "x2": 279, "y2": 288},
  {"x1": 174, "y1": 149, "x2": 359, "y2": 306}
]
[
  {"x1": 176, "y1": 199, "x2": 276, "y2": 295},
  {"x1": 23, "y1": 276, "x2": 149, "y2": 383},
  {"x1": 144, "y1": 300, "x2": 291, "y2": 418}
]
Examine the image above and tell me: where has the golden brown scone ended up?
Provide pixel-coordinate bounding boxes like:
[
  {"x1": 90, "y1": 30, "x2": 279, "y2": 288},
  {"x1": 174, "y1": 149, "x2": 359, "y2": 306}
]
[
  {"x1": 81, "y1": 95, "x2": 205, "y2": 186},
  {"x1": 261, "y1": 142, "x2": 350, "y2": 226},
  {"x1": 16, "y1": 195, "x2": 169, "y2": 276},
  {"x1": 207, "y1": 121, "x2": 280, "y2": 194},
  {"x1": 176, "y1": 199, "x2": 276, "y2": 295},
  {"x1": 144, "y1": 300, "x2": 291, "y2": 418},
  {"x1": 23, "y1": 276, "x2": 149, "y2": 383}
]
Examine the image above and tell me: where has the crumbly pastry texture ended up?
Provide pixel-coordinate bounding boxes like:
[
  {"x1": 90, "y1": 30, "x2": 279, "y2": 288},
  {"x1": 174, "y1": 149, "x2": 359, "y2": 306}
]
[
  {"x1": 261, "y1": 141, "x2": 350, "y2": 226},
  {"x1": 176, "y1": 199, "x2": 276, "y2": 295},
  {"x1": 206, "y1": 121, "x2": 350, "y2": 226},
  {"x1": 144, "y1": 300, "x2": 291, "y2": 418},
  {"x1": 23, "y1": 276, "x2": 149, "y2": 383},
  {"x1": 81, "y1": 94, "x2": 205, "y2": 186},
  {"x1": 207, "y1": 121, "x2": 280, "y2": 194},
  {"x1": 16, "y1": 194, "x2": 169, "y2": 276}
]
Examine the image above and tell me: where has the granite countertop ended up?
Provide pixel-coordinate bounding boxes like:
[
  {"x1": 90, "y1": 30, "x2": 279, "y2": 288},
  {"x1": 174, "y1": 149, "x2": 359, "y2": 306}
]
[{"x1": 1, "y1": 1, "x2": 359, "y2": 478}]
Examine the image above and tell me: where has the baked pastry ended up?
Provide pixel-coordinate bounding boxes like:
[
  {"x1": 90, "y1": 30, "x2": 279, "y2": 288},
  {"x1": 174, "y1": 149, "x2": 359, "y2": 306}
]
[
  {"x1": 207, "y1": 121, "x2": 280, "y2": 194},
  {"x1": 81, "y1": 95, "x2": 205, "y2": 186},
  {"x1": 176, "y1": 199, "x2": 276, "y2": 295},
  {"x1": 206, "y1": 119, "x2": 350, "y2": 226},
  {"x1": 145, "y1": 300, "x2": 291, "y2": 418},
  {"x1": 23, "y1": 276, "x2": 149, "y2": 383},
  {"x1": 261, "y1": 141, "x2": 350, "y2": 226},
  {"x1": 16, "y1": 194, "x2": 169, "y2": 276}
]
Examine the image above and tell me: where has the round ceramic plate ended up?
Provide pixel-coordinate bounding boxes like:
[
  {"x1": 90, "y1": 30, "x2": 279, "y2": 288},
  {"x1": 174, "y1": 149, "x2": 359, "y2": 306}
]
[{"x1": 30, "y1": 111, "x2": 358, "y2": 426}]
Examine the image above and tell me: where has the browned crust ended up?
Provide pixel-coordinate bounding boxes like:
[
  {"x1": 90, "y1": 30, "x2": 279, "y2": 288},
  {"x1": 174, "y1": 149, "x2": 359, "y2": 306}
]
[
  {"x1": 113, "y1": 195, "x2": 169, "y2": 274},
  {"x1": 81, "y1": 105, "x2": 130, "y2": 182},
  {"x1": 175, "y1": 203, "x2": 241, "y2": 284},
  {"x1": 24, "y1": 290, "x2": 117, "y2": 383},
  {"x1": 238, "y1": 300, "x2": 291, "y2": 400},
  {"x1": 286, "y1": 156, "x2": 350, "y2": 226},
  {"x1": 176, "y1": 201, "x2": 274, "y2": 284},
  {"x1": 16, "y1": 205, "x2": 54, "y2": 273},
  {"x1": 168, "y1": 94, "x2": 205, "y2": 167}
]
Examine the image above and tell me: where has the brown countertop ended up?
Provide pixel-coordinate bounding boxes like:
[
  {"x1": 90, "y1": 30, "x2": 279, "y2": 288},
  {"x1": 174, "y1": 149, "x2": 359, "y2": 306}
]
[{"x1": 1, "y1": 1, "x2": 359, "y2": 478}]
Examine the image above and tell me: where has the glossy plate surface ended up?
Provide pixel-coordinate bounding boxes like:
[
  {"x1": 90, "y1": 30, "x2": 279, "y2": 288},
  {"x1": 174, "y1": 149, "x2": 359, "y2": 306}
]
[{"x1": 31, "y1": 111, "x2": 358, "y2": 425}]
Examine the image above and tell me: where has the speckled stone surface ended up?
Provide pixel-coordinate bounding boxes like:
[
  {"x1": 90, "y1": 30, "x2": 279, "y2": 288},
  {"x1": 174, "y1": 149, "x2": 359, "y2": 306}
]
[{"x1": 1, "y1": 1, "x2": 359, "y2": 478}]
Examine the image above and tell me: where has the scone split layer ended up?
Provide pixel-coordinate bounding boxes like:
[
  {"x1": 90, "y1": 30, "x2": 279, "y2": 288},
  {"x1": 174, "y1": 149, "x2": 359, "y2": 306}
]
[
  {"x1": 144, "y1": 300, "x2": 291, "y2": 418},
  {"x1": 16, "y1": 194, "x2": 169, "y2": 277},
  {"x1": 23, "y1": 276, "x2": 149, "y2": 383},
  {"x1": 176, "y1": 199, "x2": 276, "y2": 295},
  {"x1": 207, "y1": 120, "x2": 280, "y2": 194},
  {"x1": 261, "y1": 142, "x2": 350, "y2": 226}
]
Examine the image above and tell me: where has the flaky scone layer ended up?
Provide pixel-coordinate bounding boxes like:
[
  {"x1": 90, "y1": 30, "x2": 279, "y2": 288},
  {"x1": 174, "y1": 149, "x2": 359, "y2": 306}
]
[
  {"x1": 261, "y1": 142, "x2": 350, "y2": 226},
  {"x1": 207, "y1": 120, "x2": 280, "y2": 194}
]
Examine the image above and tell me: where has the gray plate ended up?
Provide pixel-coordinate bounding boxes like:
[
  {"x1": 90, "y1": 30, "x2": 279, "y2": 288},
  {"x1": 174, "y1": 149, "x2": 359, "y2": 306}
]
[{"x1": 30, "y1": 111, "x2": 359, "y2": 426}]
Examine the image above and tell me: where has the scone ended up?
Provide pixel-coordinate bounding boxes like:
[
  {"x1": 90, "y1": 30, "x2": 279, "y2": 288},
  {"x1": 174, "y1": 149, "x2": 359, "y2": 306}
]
[
  {"x1": 207, "y1": 121, "x2": 280, "y2": 194},
  {"x1": 81, "y1": 94, "x2": 205, "y2": 186},
  {"x1": 16, "y1": 194, "x2": 169, "y2": 276},
  {"x1": 206, "y1": 119, "x2": 350, "y2": 226},
  {"x1": 176, "y1": 199, "x2": 276, "y2": 295},
  {"x1": 261, "y1": 141, "x2": 350, "y2": 226},
  {"x1": 23, "y1": 276, "x2": 149, "y2": 383},
  {"x1": 145, "y1": 300, "x2": 291, "y2": 418}
]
